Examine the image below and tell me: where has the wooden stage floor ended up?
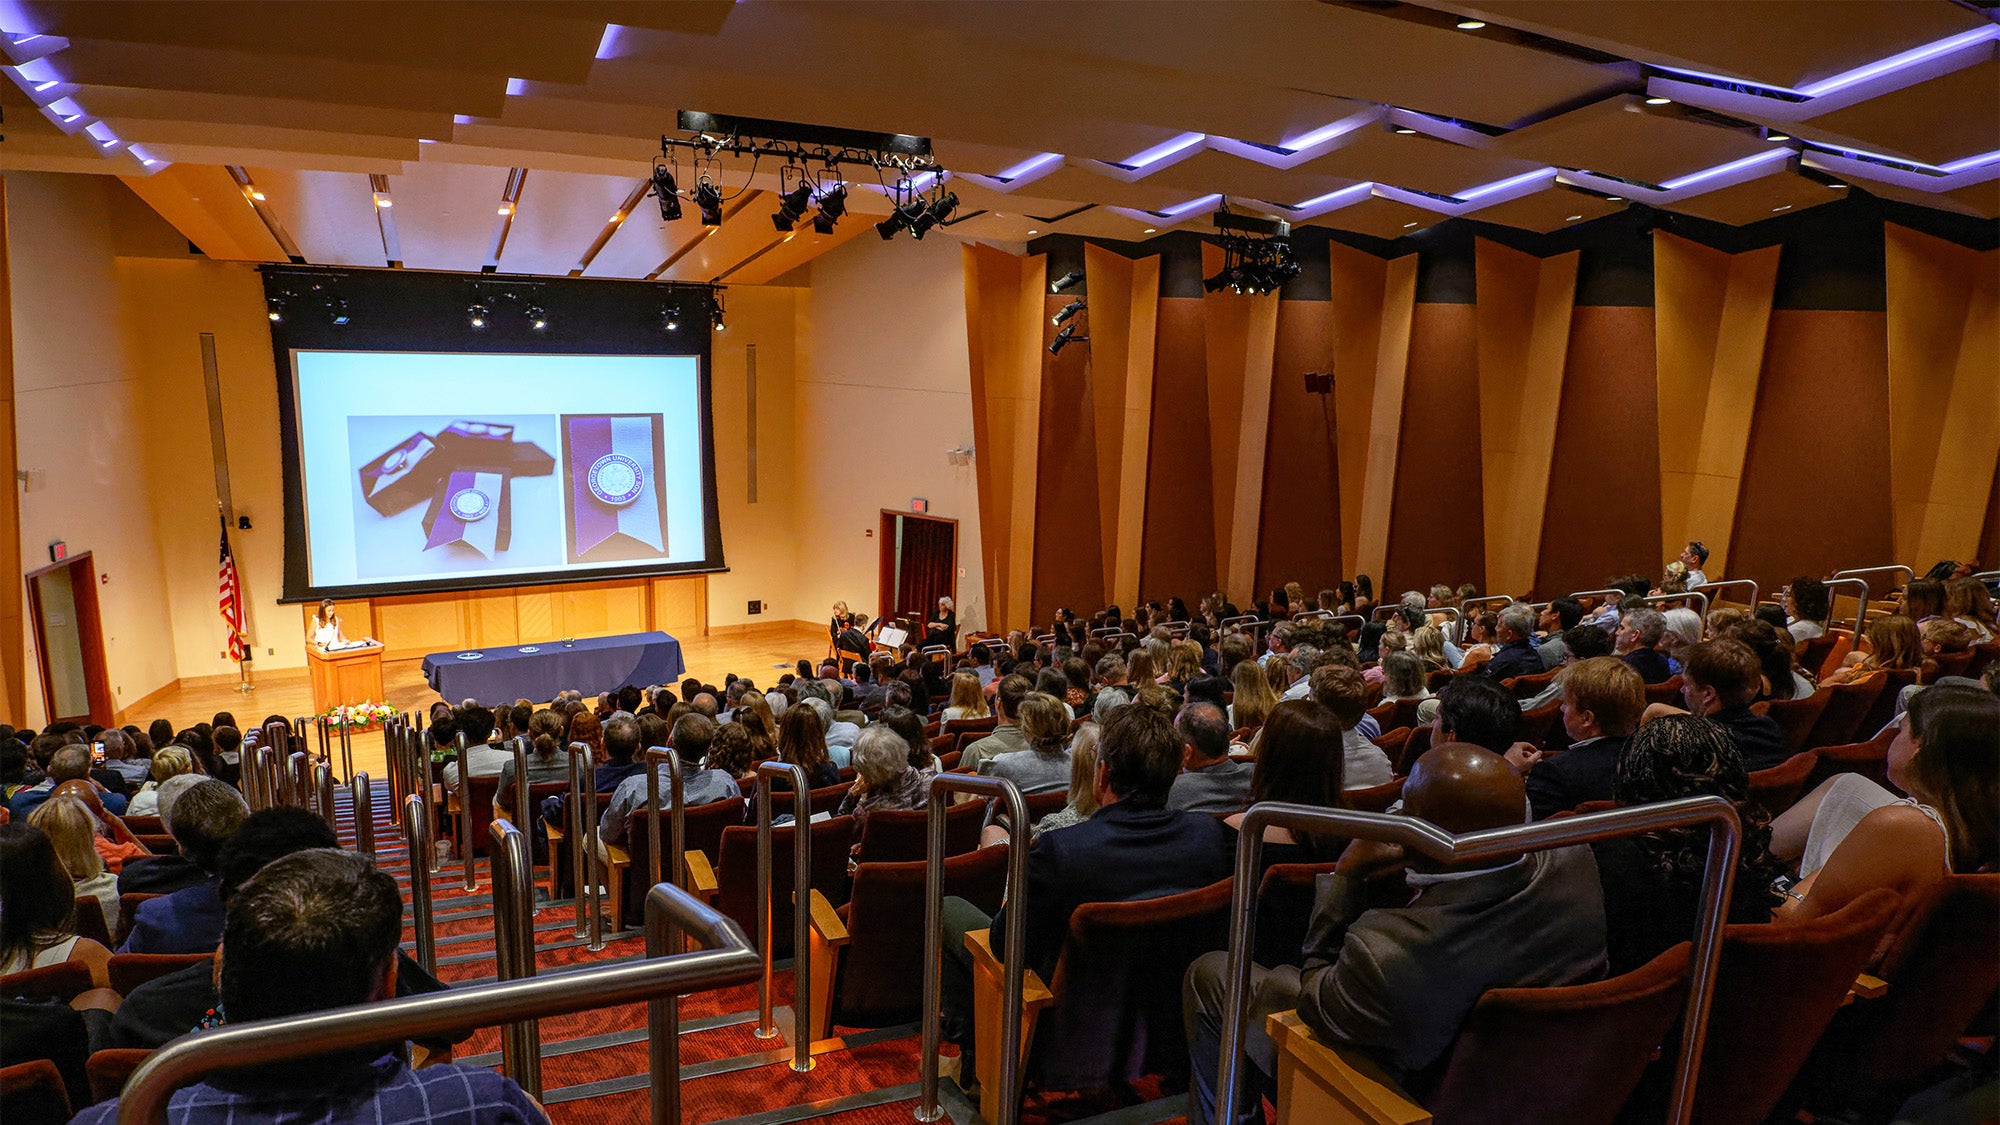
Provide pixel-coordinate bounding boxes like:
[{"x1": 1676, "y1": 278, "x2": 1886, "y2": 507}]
[{"x1": 143, "y1": 621, "x2": 826, "y2": 780}]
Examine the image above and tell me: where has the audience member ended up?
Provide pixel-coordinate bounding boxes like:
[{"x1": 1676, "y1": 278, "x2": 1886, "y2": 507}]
[
  {"x1": 118, "y1": 774, "x2": 225, "y2": 895},
  {"x1": 28, "y1": 795, "x2": 120, "y2": 933},
  {"x1": 837, "y1": 725, "x2": 932, "y2": 829},
  {"x1": 0, "y1": 823, "x2": 112, "y2": 987},
  {"x1": 776, "y1": 704, "x2": 841, "y2": 789},
  {"x1": 1183, "y1": 744, "x2": 1607, "y2": 1123},
  {"x1": 1517, "y1": 657, "x2": 1644, "y2": 819},
  {"x1": 599, "y1": 713, "x2": 738, "y2": 846},
  {"x1": 1224, "y1": 700, "x2": 1345, "y2": 865},
  {"x1": 1651, "y1": 639, "x2": 1787, "y2": 769},
  {"x1": 81, "y1": 849, "x2": 547, "y2": 1124},
  {"x1": 125, "y1": 746, "x2": 196, "y2": 818},
  {"x1": 960, "y1": 674, "x2": 1032, "y2": 773},
  {"x1": 1429, "y1": 675, "x2": 1521, "y2": 756},
  {"x1": 1784, "y1": 577, "x2": 1832, "y2": 643},
  {"x1": 9, "y1": 743, "x2": 127, "y2": 820},
  {"x1": 1614, "y1": 608, "x2": 1673, "y2": 684},
  {"x1": 121, "y1": 779, "x2": 251, "y2": 954},
  {"x1": 983, "y1": 693, "x2": 1075, "y2": 796},
  {"x1": 1309, "y1": 664, "x2": 1394, "y2": 788},
  {"x1": 1481, "y1": 604, "x2": 1542, "y2": 682},
  {"x1": 943, "y1": 671, "x2": 990, "y2": 721},
  {"x1": 1165, "y1": 701, "x2": 1251, "y2": 813},
  {"x1": 1534, "y1": 599, "x2": 1586, "y2": 669}
]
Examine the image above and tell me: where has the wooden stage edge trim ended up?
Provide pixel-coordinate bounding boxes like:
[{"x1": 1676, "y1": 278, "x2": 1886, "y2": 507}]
[{"x1": 112, "y1": 620, "x2": 829, "y2": 729}]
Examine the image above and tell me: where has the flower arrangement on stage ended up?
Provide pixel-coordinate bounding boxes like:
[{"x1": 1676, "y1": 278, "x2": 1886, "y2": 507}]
[{"x1": 320, "y1": 701, "x2": 400, "y2": 729}]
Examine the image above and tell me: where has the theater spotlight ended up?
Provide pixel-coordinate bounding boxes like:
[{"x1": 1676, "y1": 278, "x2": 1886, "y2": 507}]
[
  {"x1": 1049, "y1": 269, "x2": 1084, "y2": 294},
  {"x1": 813, "y1": 182, "x2": 848, "y2": 235},
  {"x1": 526, "y1": 305, "x2": 548, "y2": 331},
  {"x1": 876, "y1": 198, "x2": 928, "y2": 240},
  {"x1": 694, "y1": 178, "x2": 723, "y2": 226},
  {"x1": 328, "y1": 299, "x2": 351, "y2": 327},
  {"x1": 652, "y1": 163, "x2": 682, "y2": 222},
  {"x1": 468, "y1": 303, "x2": 489, "y2": 329},
  {"x1": 909, "y1": 191, "x2": 957, "y2": 239},
  {"x1": 266, "y1": 296, "x2": 286, "y2": 322},
  {"x1": 1048, "y1": 323, "x2": 1086, "y2": 355},
  {"x1": 709, "y1": 291, "x2": 727, "y2": 333},
  {"x1": 661, "y1": 303, "x2": 682, "y2": 332},
  {"x1": 772, "y1": 177, "x2": 813, "y2": 232},
  {"x1": 1052, "y1": 299, "x2": 1085, "y2": 326}
]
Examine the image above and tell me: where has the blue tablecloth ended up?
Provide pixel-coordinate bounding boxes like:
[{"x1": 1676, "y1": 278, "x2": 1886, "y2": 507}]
[{"x1": 421, "y1": 631, "x2": 686, "y2": 704}]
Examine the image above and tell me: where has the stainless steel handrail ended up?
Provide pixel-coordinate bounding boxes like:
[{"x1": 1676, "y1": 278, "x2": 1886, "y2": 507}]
[
  {"x1": 1568, "y1": 587, "x2": 1627, "y2": 604},
  {"x1": 1830, "y1": 565, "x2": 1912, "y2": 599},
  {"x1": 317, "y1": 719, "x2": 333, "y2": 785},
  {"x1": 1641, "y1": 590, "x2": 1709, "y2": 619},
  {"x1": 507, "y1": 736, "x2": 533, "y2": 841},
  {"x1": 488, "y1": 817, "x2": 541, "y2": 1099},
  {"x1": 312, "y1": 762, "x2": 335, "y2": 833},
  {"x1": 350, "y1": 773, "x2": 376, "y2": 859},
  {"x1": 1691, "y1": 580, "x2": 1758, "y2": 613},
  {"x1": 1972, "y1": 569, "x2": 2000, "y2": 585},
  {"x1": 1459, "y1": 595, "x2": 1515, "y2": 616},
  {"x1": 752, "y1": 760, "x2": 813, "y2": 1070},
  {"x1": 115, "y1": 881, "x2": 761, "y2": 1125},
  {"x1": 337, "y1": 717, "x2": 354, "y2": 784},
  {"x1": 1212, "y1": 797, "x2": 1742, "y2": 1125},
  {"x1": 643, "y1": 746, "x2": 687, "y2": 1125},
  {"x1": 918, "y1": 773, "x2": 1028, "y2": 1125},
  {"x1": 455, "y1": 733, "x2": 477, "y2": 892},
  {"x1": 564, "y1": 742, "x2": 604, "y2": 951},
  {"x1": 382, "y1": 719, "x2": 404, "y2": 829},
  {"x1": 257, "y1": 746, "x2": 283, "y2": 812},
  {"x1": 1824, "y1": 577, "x2": 1872, "y2": 640},
  {"x1": 287, "y1": 750, "x2": 309, "y2": 810},
  {"x1": 402, "y1": 792, "x2": 436, "y2": 975},
  {"x1": 1290, "y1": 609, "x2": 1333, "y2": 621}
]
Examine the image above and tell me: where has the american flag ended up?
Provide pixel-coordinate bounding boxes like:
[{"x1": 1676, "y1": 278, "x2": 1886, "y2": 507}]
[{"x1": 219, "y1": 512, "x2": 247, "y2": 662}]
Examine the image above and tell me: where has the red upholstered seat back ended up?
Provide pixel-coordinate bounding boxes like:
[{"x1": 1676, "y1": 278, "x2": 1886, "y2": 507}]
[
  {"x1": 1687, "y1": 888, "x2": 1900, "y2": 1125},
  {"x1": 87, "y1": 1048, "x2": 151, "y2": 1106},
  {"x1": 1745, "y1": 751, "x2": 1818, "y2": 818},
  {"x1": 713, "y1": 815, "x2": 858, "y2": 959},
  {"x1": 1835, "y1": 873, "x2": 2000, "y2": 1090},
  {"x1": 0, "y1": 961, "x2": 91, "y2": 1003},
  {"x1": 1855, "y1": 669, "x2": 1918, "y2": 739},
  {"x1": 852, "y1": 799, "x2": 984, "y2": 866},
  {"x1": 1253, "y1": 862, "x2": 1334, "y2": 968},
  {"x1": 0, "y1": 1059, "x2": 71, "y2": 1123},
  {"x1": 1426, "y1": 942, "x2": 1691, "y2": 1125},
  {"x1": 1802, "y1": 676, "x2": 1885, "y2": 751},
  {"x1": 1803, "y1": 726, "x2": 1897, "y2": 794},
  {"x1": 835, "y1": 845, "x2": 1010, "y2": 1027},
  {"x1": 1342, "y1": 776, "x2": 1405, "y2": 814},
  {"x1": 1751, "y1": 691, "x2": 1833, "y2": 757},
  {"x1": 1034, "y1": 878, "x2": 1235, "y2": 1093},
  {"x1": 106, "y1": 953, "x2": 210, "y2": 996}
]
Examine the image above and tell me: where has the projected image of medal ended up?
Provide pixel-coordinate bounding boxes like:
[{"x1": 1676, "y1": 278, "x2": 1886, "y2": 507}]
[{"x1": 562, "y1": 413, "x2": 668, "y2": 562}]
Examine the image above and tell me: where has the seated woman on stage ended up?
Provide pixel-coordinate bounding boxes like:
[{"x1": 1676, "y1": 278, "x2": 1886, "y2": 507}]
[{"x1": 923, "y1": 596, "x2": 958, "y2": 650}]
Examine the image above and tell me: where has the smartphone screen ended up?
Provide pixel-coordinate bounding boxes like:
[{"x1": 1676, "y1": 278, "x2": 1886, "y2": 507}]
[{"x1": 92, "y1": 741, "x2": 106, "y2": 764}]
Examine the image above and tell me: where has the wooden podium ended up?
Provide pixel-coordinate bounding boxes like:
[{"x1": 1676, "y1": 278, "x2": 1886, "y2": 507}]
[{"x1": 308, "y1": 643, "x2": 385, "y2": 714}]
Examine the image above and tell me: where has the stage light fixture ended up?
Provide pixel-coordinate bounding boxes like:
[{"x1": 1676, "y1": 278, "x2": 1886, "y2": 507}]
[
  {"x1": 771, "y1": 177, "x2": 813, "y2": 232},
  {"x1": 652, "y1": 163, "x2": 682, "y2": 221},
  {"x1": 266, "y1": 296, "x2": 286, "y2": 322},
  {"x1": 876, "y1": 198, "x2": 927, "y2": 240},
  {"x1": 526, "y1": 305, "x2": 548, "y2": 331},
  {"x1": 1048, "y1": 323, "x2": 1086, "y2": 355},
  {"x1": 817, "y1": 182, "x2": 848, "y2": 222},
  {"x1": 468, "y1": 303, "x2": 490, "y2": 329},
  {"x1": 329, "y1": 299, "x2": 350, "y2": 327},
  {"x1": 662, "y1": 303, "x2": 682, "y2": 332},
  {"x1": 1050, "y1": 269, "x2": 1084, "y2": 294},
  {"x1": 710, "y1": 291, "x2": 727, "y2": 333},
  {"x1": 1052, "y1": 299, "x2": 1085, "y2": 326},
  {"x1": 694, "y1": 178, "x2": 724, "y2": 226},
  {"x1": 909, "y1": 191, "x2": 958, "y2": 239}
]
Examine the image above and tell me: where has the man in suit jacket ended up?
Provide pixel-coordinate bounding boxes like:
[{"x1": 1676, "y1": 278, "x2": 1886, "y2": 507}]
[
  {"x1": 1482, "y1": 604, "x2": 1546, "y2": 683},
  {"x1": 1615, "y1": 609, "x2": 1675, "y2": 685},
  {"x1": 941, "y1": 700, "x2": 1235, "y2": 1069},
  {"x1": 118, "y1": 779, "x2": 247, "y2": 953},
  {"x1": 1166, "y1": 701, "x2": 1253, "y2": 814},
  {"x1": 1514, "y1": 658, "x2": 1644, "y2": 819},
  {"x1": 1183, "y1": 744, "x2": 1608, "y2": 1125}
]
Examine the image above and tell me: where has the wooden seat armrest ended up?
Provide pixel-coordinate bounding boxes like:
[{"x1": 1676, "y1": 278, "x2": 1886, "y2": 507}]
[
  {"x1": 603, "y1": 841, "x2": 631, "y2": 867},
  {"x1": 684, "y1": 851, "x2": 718, "y2": 898},
  {"x1": 1267, "y1": 1009, "x2": 1431, "y2": 1125},
  {"x1": 963, "y1": 928, "x2": 1055, "y2": 1007},
  {"x1": 807, "y1": 890, "x2": 849, "y2": 946},
  {"x1": 544, "y1": 822, "x2": 565, "y2": 844},
  {"x1": 1850, "y1": 973, "x2": 1888, "y2": 1000}
]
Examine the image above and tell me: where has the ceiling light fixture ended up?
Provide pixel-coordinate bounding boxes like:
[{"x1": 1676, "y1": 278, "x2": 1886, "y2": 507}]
[
  {"x1": 694, "y1": 178, "x2": 723, "y2": 226},
  {"x1": 266, "y1": 297, "x2": 285, "y2": 323},
  {"x1": 526, "y1": 305, "x2": 548, "y2": 331},
  {"x1": 1143, "y1": 227, "x2": 1157, "y2": 234},
  {"x1": 709, "y1": 290, "x2": 727, "y2": 333},
  {"x1": 1566, "y1": 214, "x2": 1584, "y2": 221},
  {"x1": 1203, "y1": 208, "x2": 1301, "y2": 296},
  {"x1": 1767, "y1": 132, "x2": 1791, "y2": 142},
  {"x1": 1052, "y1": 299, "x2": 1086, "y2": 326},
  {"x1": 1392, "y1": 126, "x2": 1418, "y2": 134},
  {"x1": 1048, "y1": 323, "x2": 1087, "y2": 355},
  {"x1": 908, "y1": 191, "x2": 957, "y2": 239},
  {"x1": 1025, "y1": 228, "x2": 1039, "y2": 236},
  {"x1": 1050, "y1": 269, "x2": 1084, "y2": 294},
  {"x1": 1403, "y1": 221, "x2": 1420, "y2": 228},
  {"x1": 651, "y1": 160, "x2": 682, "y2": 221},
  {"x1": 772, "y1": 170, "x2": 813, "y2": 231},
  {"x1": 1644, "y1": 96, "x2": 1672, "y2": 105},
  {"x1": 1456, "y1": 19, "x2": 1486, "y2": 29},
  {"x1": 328, "y1": 299, "x2": 350, "y2": 327},
  {"x1": 812, "y1": 182, "x2": 848, "y2": 234},
  {"x1": 661, "y1": 303, "x2": 681, "y2": 332},
  {"x1": 1771, "y1": 204, "x2": 1793, "y2": 212},
  {"x1": 467, "y1": 303, "x2": 489, "y2": 329}
]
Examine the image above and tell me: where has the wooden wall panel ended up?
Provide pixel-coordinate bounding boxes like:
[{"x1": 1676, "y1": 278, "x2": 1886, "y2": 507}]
[
  {"x1": 1200, "y1": 244, "x2": 1282, "y2": 604},
  {"x1": 1981, "y1": 457, "x2": 2000, "y2": 572},
  {"x1": 1353, "y1": 255, "x2": 1420, "y2": 592},
  {"x1": 0, "y1": 178, "x2": 23, "y2": 721},
  {"x1": 464, "y1": 589, "x2": 518, "y2": 648},
  {"x1": 1654, "y1": 232, "x2": 1781, "y2": 579},
  {"x1": 1730, "y1": 310, "x2": 1894, "y2": 592},
  {"x1": 650, "y1": 575, "x2": 706, "y2": 635},
  {"x1": 355, "y1": 575, "x2": 704, "y2": 661},
  {"x1": 1475, "y1": 240, "x2": 1577, "y2": 597},
  {"x1": 1138, "y1": 299, "x2": 1218, "y2": 603},
  {"x1": 1081, "y1": 245, "x2": 1160, "y2": 609},
  {"x1": 1328, "y1": 243, "x2": 1393, "y2": 581},
  {"x1": 1030, "y1": 293, "x2": 1107, "y2": 623},
  {"x1": 1255, "y1": 300, "x2": 1341, "y2": 596},
  {"x1": 1884, "y1": 225, "x2": 2000, "y2": 569},
  {"x1": 371, "y1": 595, "x2": 464, "y2": 658},
  {"x1": 962, "y1": 244, "x2": 1047, "y2": 630},
  {"x1": 1383, "y1": 302, "x2": 1484, "y2": 596},
  {"x1": 1535, "y1": 306, "x2": 1662, "y2": 598},
  {"x1": 554, "y1": 582, "x2": 649, "y2": 638}
]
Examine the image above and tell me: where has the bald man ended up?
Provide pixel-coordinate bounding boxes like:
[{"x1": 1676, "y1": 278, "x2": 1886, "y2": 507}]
[{"x1": 1182, "y1": 745, "x2": 1608, "y2": 1125}]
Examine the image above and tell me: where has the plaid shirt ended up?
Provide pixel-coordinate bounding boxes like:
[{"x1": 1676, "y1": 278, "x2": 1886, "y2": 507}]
[{"x1": 74, "y1": 1053, "x2": 548, "y2": 1125}]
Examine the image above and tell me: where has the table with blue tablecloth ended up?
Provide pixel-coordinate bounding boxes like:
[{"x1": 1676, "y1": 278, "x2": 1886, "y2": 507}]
[{"x1": 421, "y1": 631, "x2": 686, "y2": 704}]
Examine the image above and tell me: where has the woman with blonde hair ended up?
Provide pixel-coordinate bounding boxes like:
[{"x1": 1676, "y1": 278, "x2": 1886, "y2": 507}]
[
  {"x1": 737, "y1": 689, "x2": 778, "y2": 736},
  {"x1": 29, "y1": 795, "x2": 119, "y2": 931},
  {"x1": 1364, "y1": 630, "x2": 1406, "y2": 685},
  {"x1": 126, "y1": 746, "x2": 196, "y2": 818},
  {"x1": 1407, "y1": 623, "x2": 1451, "y2": 672},
  {"x1": 1946, "y1": 578, "x2": 1996, "y2": 645},
  {"x1": 1229, "y1": 660, "x2": 1281, "y2": 732},
  {"x1": 943, "y1": 671, "x2": 990, "y2": 722},
  {"x1": 1164, "y1": 639, "x2": 1204, "y2": 691},
  {"x1": 1823, "y1": 615, "x2": 1926, "y2": 686}
]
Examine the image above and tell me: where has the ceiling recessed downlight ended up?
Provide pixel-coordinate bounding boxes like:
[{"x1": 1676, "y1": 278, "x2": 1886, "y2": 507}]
[
  {"x1": 1456, "y1": 19, "x2": 1486, "y2": 29},
  {"x1": 1645, "y1": 96, "x2": 1672, "y2": 105}
]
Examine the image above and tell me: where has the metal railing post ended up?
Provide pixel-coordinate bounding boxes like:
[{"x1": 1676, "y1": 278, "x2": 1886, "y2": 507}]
[
  {"x1": 402, "y1": 792, "x2": 436, "y2": 975},
  {"x1": 1690, "y1": 580, "x2": 1758, "y2": 614},
  {"x1": 338, "y1": 718, "x2": 354, "y2": 784},
  {"x1": 114, "y1": 883, "x2": 760, "y2": 1125},
  {"x1": 918, "y1": 774, "x2": 1027, "y2": 1125},
  {"x1": 382, "y1": 720, "x2": 403, "y2": 828},
  {"x1": 1641, "y1": 591, "x2": 1709, "y2": 619},
  {"x1": 259, "y1": 746, "x2": 283, "y2": 811},
  {"x1": 563, "y1": 742, "x2": 603, "y2": 950},
  {"x1": 351, "y1": 773, "x2": 376, "y2": 859},
  {"x1": 1211, "y1": 797, "x2": 1741, "y2": 1125},
  {"x1": 643, "y1": 746, "x2": 687, "y2": 1125},
  {"x1": 456, "y1": 733, "x2": 477, "y2": 892},
  {"x1": 488, "y1": 817, "x2": 542, "y2": 1100},
  {"x1": 752, "y1": 760, "x2": 812, "y2": 1070},
  {"x1": 286, "y1": 751, "x2": 308, "y2": 809},
  {"x1": 508, "y1": 736, "x2": 533, "y2": 843},
  {"x1": 312, "y1": 762, "x2": 335, "y2": 832},
  {"x1": 1824, "y1": 577, "x2": 1873, "y2": 641},
  {"x1": 317, "y1": 719, "x2": 333, "y2": 783},
  {"x1": 1829, "y1": 565, "x2": 1914, "y2": 601}
]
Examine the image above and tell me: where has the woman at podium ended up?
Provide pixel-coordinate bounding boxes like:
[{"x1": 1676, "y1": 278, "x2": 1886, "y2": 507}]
[{"x1": 310, "y1": 598, "x2": 347, "y2": 649}]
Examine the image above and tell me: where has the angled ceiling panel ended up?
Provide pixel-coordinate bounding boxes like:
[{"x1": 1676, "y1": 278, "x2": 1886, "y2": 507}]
[
  {"x1": 1465, "y1": 186, "x2": 1627, "y2": 232},
  {"x1": 1299, "y1": 195, "x2": 1448, "y2": 239},
  {"x1": 390, "y1": 161, "x2": 511, "y2": 272},
  {"x1": 1662, "y1": 170, "x2": 1847, "y2": 225},
  {"x1": 720, "y1": 215, "x2": 872, "y2": 285},
  {"x1": 656, "y1": 190, "x2": 781, "y2": 282},
  {"x1": 1496, "y1": 95, "x2": 1775, "y2": 186},
  {"x1": 248, "y1": 166, "x2": 383, "y2": 265},
  {"x1": 498, "y1": 168, "x2": 646, "y2": 275},
  {"x1": 1295, "y1": 130, "x2": 1546, "y2": 198},
  {"x1": 582, "y1": 208, "x2": 701, "y2": 279},
  {"x1": 1786, "y1": 55, "x2": 2000, "y2": 167},
  {"x1": 116, "y1": 163, "x2": 287, "y2": 260}
]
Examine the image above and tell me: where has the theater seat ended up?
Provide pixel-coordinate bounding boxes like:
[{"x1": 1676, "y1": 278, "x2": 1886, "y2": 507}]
[
  {"x1": 1801, "y1": 677, "x2": 1885, "y2": 751},
  {"x1": 1803, "y1": 726, "x2": 1897, "y2": 795},
  {"x1": 86, "y1": 1049, "x2": 150, "y2": 1105},
  {"x1": 804, "y1": 845, "x2": 1009, "y2": 1038},
  {"x1": 851, "y1": 800, "x2": 984, "y2": 866},
  {"x1": 1343, "y1": 777, "x2": 1404, "y2": 814},
  {"x1": 1751, "y1": 691, "x2": 1832, "y2": 757},
  {"x1": 107, "y1": 953, "x2": 210, "y2": 995},
  {"x1": 1643, "y1": 676, "x2": 1684, "y2": 706},
  {"x1": 691, "y1": 815, "x2": 858, "y2": 960},
  {"x1": 1854, "y1": 669, "x2": 1919, "y2": 741},
  {"x1": 0, "y1": 962, "x2": 91, "y2": 1003},
  {"x1": 73, "y1": 897, "x2": 111, "y2": 948},
  {"x1": 965, "y1": 877, "x2": 1234, "y2": 1123},
  {"x1": 0, "y1": 1060, "x2": 70, "y2": 1125},
  {"x1": 1746, "y1": 751, "x2": 1818, "y2": 817}
]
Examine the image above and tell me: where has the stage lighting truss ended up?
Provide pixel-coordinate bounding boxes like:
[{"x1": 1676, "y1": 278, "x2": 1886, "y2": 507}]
[
  {"x1": 651, "y1": 111, "x2": 952, "y2": 240},
  {"x1": 657, "y1": 283, "x2": 724, "y2": 335},
  {"x1": 1203, "y1": 208, "x2": 1302, "y2": 296},
  {"x1": 460, "y1": 280, "x2": 554, "y2": 333},
  {"x1": 262, "y1": 274, "x2": 353, "y2": 327}
]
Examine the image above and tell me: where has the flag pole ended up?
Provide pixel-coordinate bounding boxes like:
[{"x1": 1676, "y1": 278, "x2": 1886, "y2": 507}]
[{"x1": 220, "y1": 503, "x2": 255, "y2": 694}]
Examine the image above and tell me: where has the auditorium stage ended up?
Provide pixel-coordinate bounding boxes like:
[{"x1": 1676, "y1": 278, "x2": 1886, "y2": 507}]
[{"x1": 131, "y1": 621, "x2": 825, "y2": 781}]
